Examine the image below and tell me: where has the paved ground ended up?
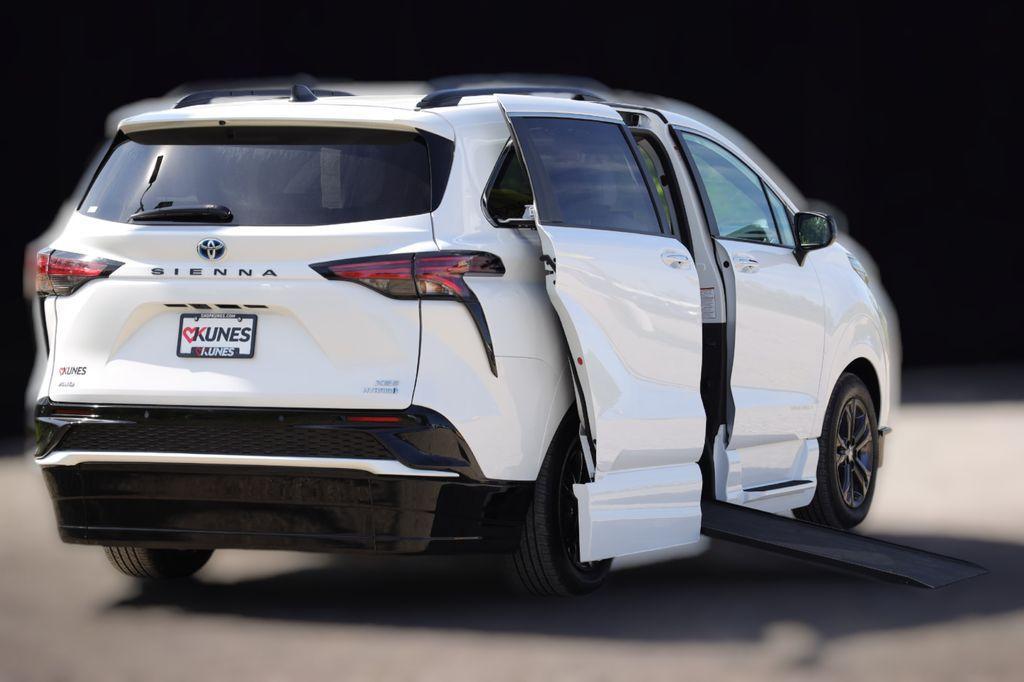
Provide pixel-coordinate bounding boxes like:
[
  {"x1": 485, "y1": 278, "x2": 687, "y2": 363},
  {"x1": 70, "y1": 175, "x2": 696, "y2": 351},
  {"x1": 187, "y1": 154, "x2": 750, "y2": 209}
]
[{"x1": 1, "y1": 369, "x2": 1022, "y2": 681}]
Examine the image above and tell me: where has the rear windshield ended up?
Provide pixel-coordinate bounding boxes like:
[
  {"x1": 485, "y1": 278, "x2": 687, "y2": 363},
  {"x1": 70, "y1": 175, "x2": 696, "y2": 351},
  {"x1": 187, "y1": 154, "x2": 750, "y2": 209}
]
[{"x1": 80, "y1": 127, "x2": 433, "y2": 225}]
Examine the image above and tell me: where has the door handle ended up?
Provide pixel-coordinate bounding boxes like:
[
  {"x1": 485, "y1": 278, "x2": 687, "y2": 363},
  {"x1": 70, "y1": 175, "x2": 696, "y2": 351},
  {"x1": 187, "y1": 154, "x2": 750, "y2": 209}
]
[
  {"x1": 661, "y1": 251, "x2": 691, "y2": 269},
  {"x1": 733, "y1": 254, "x2": 760, "y2": 273}
]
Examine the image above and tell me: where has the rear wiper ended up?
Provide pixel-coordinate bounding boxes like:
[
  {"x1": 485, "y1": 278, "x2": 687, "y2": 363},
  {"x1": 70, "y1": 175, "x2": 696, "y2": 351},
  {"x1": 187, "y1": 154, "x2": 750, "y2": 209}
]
[{"x1": 130, "y1": 204, "x2": 233, "y2": 223}]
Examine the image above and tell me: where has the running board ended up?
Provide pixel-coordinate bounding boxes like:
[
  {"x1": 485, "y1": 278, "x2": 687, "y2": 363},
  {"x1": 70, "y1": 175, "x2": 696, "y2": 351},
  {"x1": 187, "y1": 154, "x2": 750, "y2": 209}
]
[{"x1": 700, "y1": 501, "x2": 987, "y2": 588}]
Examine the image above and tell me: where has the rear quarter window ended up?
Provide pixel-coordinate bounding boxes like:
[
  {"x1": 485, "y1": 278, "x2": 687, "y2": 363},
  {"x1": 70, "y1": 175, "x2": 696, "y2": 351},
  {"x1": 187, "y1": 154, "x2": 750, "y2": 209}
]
[{"x1": 81, "y1": 127, "x2": 439, "y2": 226}]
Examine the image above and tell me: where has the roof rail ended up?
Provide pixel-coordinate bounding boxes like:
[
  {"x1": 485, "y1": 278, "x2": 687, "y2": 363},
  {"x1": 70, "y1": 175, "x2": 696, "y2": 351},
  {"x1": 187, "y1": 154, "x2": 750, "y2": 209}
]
[
  {"x1": 417, "y1": 86, "x2": 605, "y2": 109},
  {"x1": 174, "y1": 86, "x2": 352, "y2": 109}
]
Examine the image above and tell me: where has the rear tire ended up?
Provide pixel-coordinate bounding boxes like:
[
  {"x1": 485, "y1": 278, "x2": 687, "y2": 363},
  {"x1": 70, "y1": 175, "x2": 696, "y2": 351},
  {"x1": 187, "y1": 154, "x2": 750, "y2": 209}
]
[
  {"x1": 795, "y1": 373, "x2": 878, "y2": 529},
  {"x1": 509, "y1": 413, "x2": 611, "y2": 596},
  {"x1": 103, "y1": 546, "x2": 213, "y2": 579}
]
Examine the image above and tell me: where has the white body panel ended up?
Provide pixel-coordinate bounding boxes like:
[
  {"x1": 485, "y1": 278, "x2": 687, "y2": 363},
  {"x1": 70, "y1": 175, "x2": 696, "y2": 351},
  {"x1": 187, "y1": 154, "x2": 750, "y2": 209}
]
[
  {"x1": 716, "y1": 239, "x2": 826, "y2": 489},
  {"x1": 497, "y1": 95, "x2": 706, "y2": 557},
  {"x1": 413, "y1": 303, "x2": 572, "y2": 481},
  {"x1": 811, "y1": 245, "x2": 892, "y2": 429},
  {"x1": 27, "y1": 79, "x2": 900, "y2": 456},
  {"x1": 46, "y1": 212, "x2": 434, "y2": 410},
  {"x1": 575, "y1": 463, "x2": 702, "y2": 562},
  {"x1": 661, "y1": 109, "x2": 893, "y2": 504},
  {"x1": 32, "y1": 92, "x2": 898, "y2": 567},
  {"x1": 537, "y1": 225, "x2": 706, "y2": 474},
  {"x1": 714, "y1": 429, "x2": 819, "y2": 511},
  {"x1": 413, "y1": 105, "x2": 576, "y2": 480}
]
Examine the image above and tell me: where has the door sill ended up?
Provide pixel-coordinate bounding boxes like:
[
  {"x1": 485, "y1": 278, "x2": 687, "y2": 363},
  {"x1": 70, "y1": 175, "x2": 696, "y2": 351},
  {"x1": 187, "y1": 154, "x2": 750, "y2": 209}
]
[{"x1": 740, "y1": 479, "x2": 816, "y2": 513}]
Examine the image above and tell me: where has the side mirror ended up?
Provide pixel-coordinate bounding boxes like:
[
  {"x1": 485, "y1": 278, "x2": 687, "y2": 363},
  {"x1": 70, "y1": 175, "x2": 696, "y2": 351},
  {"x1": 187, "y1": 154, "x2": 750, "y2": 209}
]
[{"x1": 793, "y1": 211, "x2": 837, "y2": 264}]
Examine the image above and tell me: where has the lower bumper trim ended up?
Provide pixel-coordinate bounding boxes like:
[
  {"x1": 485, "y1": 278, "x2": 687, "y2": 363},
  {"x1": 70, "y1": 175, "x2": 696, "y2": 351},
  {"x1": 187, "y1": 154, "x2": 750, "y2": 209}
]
[{"x1": 39, "y1": 450, "x2": 457, "y2": 478}]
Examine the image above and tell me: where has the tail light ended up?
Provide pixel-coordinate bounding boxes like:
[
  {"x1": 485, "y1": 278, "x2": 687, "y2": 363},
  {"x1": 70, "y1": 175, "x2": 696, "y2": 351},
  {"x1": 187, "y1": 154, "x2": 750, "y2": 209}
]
[
  {"x1": 311, "y1": 251, "x2": 505, "y2": 375},
  {"x1": 36, "y1": 250, "x2": 123, "y2": 296},
  {"x1": 310, "y1": 254, "x2": 419, "y2": 299}
]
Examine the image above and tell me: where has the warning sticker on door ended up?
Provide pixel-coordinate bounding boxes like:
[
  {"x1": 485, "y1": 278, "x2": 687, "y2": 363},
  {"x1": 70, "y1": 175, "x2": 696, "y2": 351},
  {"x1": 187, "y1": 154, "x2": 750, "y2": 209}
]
[{"x1": 700, "y1": 287, "x2": 719, "y2": 322}]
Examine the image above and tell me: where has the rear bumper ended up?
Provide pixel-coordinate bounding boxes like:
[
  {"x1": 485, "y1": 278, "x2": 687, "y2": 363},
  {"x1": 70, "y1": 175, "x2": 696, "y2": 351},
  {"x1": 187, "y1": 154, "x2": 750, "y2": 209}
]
[
  {"x1": 35, "y1": 400, "x2": 533, "y2": 554},
  {"x1": 42, "y1": 462, "x2": 532, "y2": 554}
]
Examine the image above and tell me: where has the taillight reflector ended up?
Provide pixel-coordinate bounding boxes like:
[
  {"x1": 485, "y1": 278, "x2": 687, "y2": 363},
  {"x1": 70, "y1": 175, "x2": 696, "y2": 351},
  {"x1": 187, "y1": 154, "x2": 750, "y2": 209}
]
[{"x1": 347, "y1": 415, "x2": 404, "y2": 424}]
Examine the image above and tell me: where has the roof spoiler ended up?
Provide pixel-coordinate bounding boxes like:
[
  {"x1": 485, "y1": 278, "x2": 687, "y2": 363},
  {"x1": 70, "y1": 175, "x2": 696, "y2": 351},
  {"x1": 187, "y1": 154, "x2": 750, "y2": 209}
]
[
  {"x1": 174, "y1": 85, "x2": 352, "y2": 109},
  {"x1": 417, "y1": 86, "x2": 605, "y2": 109}
]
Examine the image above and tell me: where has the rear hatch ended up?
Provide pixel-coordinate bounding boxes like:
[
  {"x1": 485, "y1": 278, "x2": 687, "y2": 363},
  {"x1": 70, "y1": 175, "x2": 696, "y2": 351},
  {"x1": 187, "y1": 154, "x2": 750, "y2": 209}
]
[{"x1": 44, "y1": 123, "x2": 451, "y2": 410}]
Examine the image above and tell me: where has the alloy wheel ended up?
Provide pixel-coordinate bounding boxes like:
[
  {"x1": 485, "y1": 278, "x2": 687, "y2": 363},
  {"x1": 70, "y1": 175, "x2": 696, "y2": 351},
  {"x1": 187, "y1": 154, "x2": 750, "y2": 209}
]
[{"x1": 834, "y1": 396, "x2": 875, "y2": 509}]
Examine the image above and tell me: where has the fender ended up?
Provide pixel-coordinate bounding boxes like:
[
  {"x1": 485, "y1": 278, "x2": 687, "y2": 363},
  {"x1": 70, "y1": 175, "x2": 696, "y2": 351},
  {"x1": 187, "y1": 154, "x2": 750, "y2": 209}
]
[
  {"x1": 815, "y1": 313, "x2": 889, "y2": 434},
  {"x1": 810, "y1": 245, "x2": 892, "y2": 433}
]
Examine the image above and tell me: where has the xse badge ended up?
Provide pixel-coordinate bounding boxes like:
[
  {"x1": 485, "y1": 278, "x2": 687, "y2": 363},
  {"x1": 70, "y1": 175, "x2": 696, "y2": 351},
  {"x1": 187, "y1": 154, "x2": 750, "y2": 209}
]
[{"x1": 177, "y1": 313, "x2": 258, "y2": 359}]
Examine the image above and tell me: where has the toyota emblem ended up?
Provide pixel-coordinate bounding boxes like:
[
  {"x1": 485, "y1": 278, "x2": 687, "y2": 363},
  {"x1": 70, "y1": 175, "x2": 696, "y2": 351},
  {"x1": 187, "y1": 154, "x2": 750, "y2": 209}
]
[{"x1": 197, "y1": 238, "x2": 226, "y2": 260}]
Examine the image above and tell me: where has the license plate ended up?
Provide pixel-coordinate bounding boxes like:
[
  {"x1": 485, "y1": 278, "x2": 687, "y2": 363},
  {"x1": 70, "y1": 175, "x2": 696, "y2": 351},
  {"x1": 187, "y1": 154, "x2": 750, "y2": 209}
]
[{"x1": 177, "y1": 313, "x2": 257, "y2": 359}]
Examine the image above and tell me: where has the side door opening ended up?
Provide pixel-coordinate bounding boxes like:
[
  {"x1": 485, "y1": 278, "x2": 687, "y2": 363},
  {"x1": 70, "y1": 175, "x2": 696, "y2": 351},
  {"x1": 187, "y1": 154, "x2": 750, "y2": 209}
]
[{"x1": 497, "y1": 95, "x2": 707, "y2": 561}]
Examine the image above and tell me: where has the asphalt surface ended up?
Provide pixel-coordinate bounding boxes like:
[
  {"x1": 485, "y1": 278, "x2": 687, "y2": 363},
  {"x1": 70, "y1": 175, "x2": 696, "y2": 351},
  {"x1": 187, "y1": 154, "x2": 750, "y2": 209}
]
[{"x1": 2, "y1": 370, "x2": 1022, "y2": 681}]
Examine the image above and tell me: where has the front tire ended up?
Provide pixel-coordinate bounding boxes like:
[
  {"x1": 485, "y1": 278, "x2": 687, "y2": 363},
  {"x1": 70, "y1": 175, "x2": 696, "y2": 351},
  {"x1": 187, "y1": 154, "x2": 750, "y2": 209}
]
[
  {"x1": 103, "y1": 546, "x2": 213, "y2": 579},
  {"x1": 795, "y1": 373, "x2": 879, "y2": 529},
  {"x1": 510, "y1": 414, "x2": 611, "y2": 596}
]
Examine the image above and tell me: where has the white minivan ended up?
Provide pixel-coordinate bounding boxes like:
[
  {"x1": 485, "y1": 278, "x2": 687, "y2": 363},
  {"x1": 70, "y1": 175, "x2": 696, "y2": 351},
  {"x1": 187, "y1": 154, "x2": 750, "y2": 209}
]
[{"x1": 34, "y1": 86, "x2": 896, "y2": 595}]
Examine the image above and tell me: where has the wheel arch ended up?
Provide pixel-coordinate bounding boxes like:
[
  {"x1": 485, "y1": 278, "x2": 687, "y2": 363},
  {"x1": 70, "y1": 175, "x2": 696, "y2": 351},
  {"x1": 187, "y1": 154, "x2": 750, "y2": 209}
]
[{"x1": 842, "y1": 357, "x2": 882, "y2": 420}]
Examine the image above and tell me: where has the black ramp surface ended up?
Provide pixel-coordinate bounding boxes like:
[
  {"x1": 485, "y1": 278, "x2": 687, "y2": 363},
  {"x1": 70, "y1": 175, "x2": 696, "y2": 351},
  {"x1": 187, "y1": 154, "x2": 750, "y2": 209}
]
[{"x1": 701, "y1": 501, "x2": 987, "y2": 588}]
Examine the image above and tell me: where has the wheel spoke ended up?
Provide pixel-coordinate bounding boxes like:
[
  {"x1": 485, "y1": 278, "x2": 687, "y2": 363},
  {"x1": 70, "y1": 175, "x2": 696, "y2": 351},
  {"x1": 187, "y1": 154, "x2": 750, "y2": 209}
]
[
  {"x1": 839, "y1": 461, "x2": 853, "y2": 504},
  {"x1": 853, "y1": 418, "x2": 871, "y2": 451},
  {"x1": 853, "y1": 462, "x2": 870, "y2": 495},
  {"x1": 841, "y1": 403, "x2": 854, "y2": 442},
  {"x1": 855, "y1": 453, "x2": 872, "y2": 480}
]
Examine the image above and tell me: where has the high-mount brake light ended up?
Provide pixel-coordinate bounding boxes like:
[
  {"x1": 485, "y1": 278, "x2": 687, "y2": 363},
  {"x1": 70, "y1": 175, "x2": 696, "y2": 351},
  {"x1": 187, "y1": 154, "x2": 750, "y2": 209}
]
[
  {"x1": 36, "y1": 250, "x2": 123, "y2": 296},
  {"x1": 311, "y1": 251, "x2": 506, "y2": 376}
]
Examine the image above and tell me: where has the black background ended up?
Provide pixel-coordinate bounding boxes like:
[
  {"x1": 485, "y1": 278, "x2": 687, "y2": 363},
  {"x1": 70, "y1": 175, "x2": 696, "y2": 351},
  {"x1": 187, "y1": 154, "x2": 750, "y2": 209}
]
[{"x1": 0, "y1": 1, "x2": 1020, "y2": 435}]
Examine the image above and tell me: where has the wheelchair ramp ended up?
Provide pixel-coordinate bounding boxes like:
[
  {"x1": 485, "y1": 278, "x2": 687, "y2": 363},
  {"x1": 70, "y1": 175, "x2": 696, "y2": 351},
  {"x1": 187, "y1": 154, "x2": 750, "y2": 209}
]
[{"x1": 700, "y1": 501, "x2": 987, "y2": 588}]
